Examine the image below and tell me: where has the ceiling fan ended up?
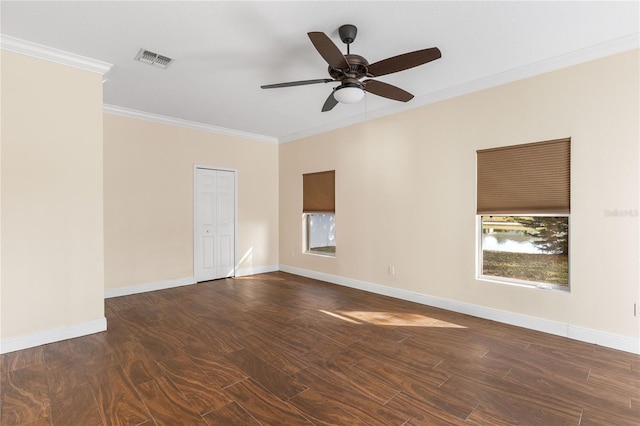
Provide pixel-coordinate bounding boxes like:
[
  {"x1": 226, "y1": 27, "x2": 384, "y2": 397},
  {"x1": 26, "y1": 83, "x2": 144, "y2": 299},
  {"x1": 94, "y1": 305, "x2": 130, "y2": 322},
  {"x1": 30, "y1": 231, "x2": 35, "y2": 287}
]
[{"x1": 261, "y1": 24, "x2": 441, "y2": 112}]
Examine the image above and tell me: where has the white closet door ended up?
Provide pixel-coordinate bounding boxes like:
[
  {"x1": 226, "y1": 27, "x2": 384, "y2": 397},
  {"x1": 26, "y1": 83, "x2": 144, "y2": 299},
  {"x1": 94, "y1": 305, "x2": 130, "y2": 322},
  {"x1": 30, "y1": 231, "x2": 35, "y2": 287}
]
[{"x1": 195, "y1": 168, "x2": 235, "y2": 282}]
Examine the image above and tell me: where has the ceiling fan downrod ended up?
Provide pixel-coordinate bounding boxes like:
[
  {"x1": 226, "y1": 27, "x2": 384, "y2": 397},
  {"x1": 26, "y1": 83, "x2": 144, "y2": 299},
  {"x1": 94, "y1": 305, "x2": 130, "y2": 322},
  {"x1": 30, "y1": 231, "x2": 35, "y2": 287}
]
[{"x1": 339, "y1": 24, "x2": 357, "y2": 55}]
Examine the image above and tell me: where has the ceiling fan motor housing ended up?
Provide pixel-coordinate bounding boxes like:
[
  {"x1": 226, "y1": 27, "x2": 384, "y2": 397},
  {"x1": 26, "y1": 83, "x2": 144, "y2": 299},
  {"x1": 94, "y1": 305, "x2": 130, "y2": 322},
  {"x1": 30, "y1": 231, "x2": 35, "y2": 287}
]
[{"x1": 329, "y1": 54, "x2": 369, "y2": 80}]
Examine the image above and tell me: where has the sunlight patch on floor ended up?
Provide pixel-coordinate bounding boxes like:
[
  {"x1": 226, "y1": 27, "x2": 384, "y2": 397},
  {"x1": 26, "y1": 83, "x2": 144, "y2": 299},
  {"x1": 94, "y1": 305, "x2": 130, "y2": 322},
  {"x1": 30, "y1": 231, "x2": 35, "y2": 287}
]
[
  {"x1": 319, "y1": 310, "x2": 466, "y2": 328},
  {"x1": 318, "y1": 310, "x2": 362, "y2": 324}
]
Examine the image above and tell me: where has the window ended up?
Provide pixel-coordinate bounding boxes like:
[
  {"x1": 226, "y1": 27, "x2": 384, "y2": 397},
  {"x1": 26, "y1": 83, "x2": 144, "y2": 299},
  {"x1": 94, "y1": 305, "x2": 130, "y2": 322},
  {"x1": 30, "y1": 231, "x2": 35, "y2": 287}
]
[
  {"x1": 306, "y1": 213, "x2": 336, "y2": 255},
  {"x1": 303, "y1": 170, "x2": 335, "y2": 256},
  {"x1": 480, "y1": 215, "x2": 568, "y2": 286},
  {"x1": 477, "y1": 138, "x2": 570, "y2": 288}
]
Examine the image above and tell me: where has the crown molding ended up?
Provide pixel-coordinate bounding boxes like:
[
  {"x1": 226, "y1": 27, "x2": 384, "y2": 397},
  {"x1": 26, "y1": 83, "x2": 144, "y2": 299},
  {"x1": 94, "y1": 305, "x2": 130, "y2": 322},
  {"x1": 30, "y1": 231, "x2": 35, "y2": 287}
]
[
  {"x1": 279, "y1": 34, "x2": 640, "y2": 144},
  {"x1": 4, "y1": 32, "x2": 634, "y2": 144},
  {"x1": 103, "y1": 104, "x2": 279, "y2": 144},
  {"x1": 0, "y1": 34, "x2": 112, "y2": 74},
  {"x1": 410, "y1": 33, "x2": 640, "y2": 111}
]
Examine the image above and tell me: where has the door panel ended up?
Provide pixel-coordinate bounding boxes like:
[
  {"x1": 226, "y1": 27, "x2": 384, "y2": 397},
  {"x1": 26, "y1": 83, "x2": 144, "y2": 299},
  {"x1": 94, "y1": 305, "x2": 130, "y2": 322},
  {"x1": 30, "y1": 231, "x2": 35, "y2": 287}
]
[
  {"x1": 195, "y1": 168, "x2": 235, "y2": 282},
  {"x1": 219, "y1": 235, "x2": 231, "y2": 268},
  {"x1": 203, "y1": 193, "x2": 215, "y2": 225},
  {"x1": 203, "y1": 237, "x2": 215, "y2": 269}
]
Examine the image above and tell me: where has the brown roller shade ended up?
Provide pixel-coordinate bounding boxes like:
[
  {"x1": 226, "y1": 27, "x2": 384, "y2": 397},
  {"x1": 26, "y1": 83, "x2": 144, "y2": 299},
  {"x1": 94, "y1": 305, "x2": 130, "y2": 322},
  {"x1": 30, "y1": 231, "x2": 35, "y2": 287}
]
[
  {"x1": 477, "y1": 138, "x2": 570, "y2": 214},
  {"x1": 303, "y1": 170, "x2": 335, "y2": 213}
]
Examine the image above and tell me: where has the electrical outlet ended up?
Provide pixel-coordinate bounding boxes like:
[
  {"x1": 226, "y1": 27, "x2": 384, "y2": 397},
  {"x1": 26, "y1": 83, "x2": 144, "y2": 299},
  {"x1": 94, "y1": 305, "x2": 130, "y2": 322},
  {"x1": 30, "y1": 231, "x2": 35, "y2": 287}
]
[
  {"x1": 388, "y1": 265, "x2": 395, "y2": 275},
  {"x1": 635, "y1": 303, "x2": 639, "y2": 317}
]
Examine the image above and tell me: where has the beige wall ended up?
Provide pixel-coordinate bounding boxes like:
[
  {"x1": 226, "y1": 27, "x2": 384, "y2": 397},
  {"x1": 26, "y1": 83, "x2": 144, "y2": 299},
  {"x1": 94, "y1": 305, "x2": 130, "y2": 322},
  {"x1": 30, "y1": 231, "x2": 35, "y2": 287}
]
[
  {"x1": 1, "y1": 51, "x2": 105, "y2": 339},
  {"x1": 1, "y1": 44, "x2": 637, "y2": 350},
  {"x1": 103, "y1": 114, "x2": 279, "y2": 290},
  {"x1": 280, "y1": 50, "x2": 640, "y2": 340}
]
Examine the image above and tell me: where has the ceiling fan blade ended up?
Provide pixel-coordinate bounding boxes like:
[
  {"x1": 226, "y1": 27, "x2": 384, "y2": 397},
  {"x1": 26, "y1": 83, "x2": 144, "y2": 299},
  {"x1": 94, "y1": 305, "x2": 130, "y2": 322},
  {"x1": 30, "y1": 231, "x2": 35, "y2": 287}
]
[
  {"x1": 321, "y1": 92, "x2": 338, "y2": 112},
  {"x1": 261, "y1": 79, "x2": 334, "y2": 89},
  {"x1": 308, "y1": 32, "x2": 349, "y2": 71},
  {"x1": 368, "y1": 47, "x2": 441, "y2": 77},
  {"x1": 363, "y1": 79, "x2": 414, "y2": 102}
]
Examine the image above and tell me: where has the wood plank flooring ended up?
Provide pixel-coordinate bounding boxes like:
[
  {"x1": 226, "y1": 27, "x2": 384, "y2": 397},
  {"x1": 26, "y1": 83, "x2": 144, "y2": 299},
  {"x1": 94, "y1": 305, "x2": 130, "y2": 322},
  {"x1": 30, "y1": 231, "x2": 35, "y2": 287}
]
[{"x1": 1, "y1": 271, "x2": 639, "y2": 425}]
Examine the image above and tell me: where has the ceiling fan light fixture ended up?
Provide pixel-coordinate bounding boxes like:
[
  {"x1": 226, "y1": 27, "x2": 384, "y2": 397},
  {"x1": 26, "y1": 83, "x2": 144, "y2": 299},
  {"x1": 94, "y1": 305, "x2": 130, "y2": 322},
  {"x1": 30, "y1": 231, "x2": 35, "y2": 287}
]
[{"x1": 333, "y1": 83, "x2": 365, "y2": 104}]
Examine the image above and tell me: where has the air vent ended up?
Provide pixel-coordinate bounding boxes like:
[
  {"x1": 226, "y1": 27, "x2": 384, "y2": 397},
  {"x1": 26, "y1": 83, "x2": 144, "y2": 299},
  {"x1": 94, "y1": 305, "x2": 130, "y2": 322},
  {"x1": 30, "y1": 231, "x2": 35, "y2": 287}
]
[{"x1": 134, "y1": 48, "x2": 173, "y2": 69}]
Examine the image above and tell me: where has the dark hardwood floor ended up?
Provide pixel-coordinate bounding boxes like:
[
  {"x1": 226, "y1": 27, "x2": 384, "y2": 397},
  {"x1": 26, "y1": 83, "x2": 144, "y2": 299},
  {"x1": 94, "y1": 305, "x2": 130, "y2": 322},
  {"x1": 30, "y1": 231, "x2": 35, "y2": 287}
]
[{"x1": 1, "y1": 271, "x2": 639, "y2": 425}]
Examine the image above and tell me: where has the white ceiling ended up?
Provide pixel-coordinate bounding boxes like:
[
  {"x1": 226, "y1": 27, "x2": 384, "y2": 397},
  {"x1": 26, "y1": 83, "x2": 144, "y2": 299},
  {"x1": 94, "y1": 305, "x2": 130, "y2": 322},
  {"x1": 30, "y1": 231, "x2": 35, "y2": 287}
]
[{"x1": 1, "y1": 1, "x2": 638, "y2": 142}]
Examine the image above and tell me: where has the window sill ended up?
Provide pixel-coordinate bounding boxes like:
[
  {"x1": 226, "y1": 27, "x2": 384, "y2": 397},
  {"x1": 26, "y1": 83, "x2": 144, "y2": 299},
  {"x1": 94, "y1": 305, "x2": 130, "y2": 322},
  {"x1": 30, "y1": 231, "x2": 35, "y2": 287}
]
[
  {"x1": 304, "y1": 251, "x2": 336, "y2": 258},
  {"x1": 477, "y1": 275, "x2": 569, "y2": 292}
]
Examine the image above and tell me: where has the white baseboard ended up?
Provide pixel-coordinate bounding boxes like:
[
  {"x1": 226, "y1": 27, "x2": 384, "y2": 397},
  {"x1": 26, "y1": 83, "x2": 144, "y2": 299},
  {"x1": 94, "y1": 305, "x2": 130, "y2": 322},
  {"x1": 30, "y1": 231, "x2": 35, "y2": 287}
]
[
  {"x1": 104, "y1": 266, "x2": 280, "y2": 299},
  {"x1": 567, "y1": 326, "x2": 640, "y2": 354},
  {"x1": 0, "y1": 317, "x2": 107, "y2": 355},
  {"x1": 104, "y1": 276, "x2": 196, "y2": 298},
  {"x1": 236, "y1": 264, "x2": 280, "y2": 277},
  {"x1": 279, "y1": 264, "x2": 640, "y2": 355}
]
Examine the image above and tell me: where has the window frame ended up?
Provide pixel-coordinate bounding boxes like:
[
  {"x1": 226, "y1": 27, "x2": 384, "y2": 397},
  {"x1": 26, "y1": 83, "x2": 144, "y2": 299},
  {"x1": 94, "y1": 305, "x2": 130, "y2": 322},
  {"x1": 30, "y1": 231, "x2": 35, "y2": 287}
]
[
  {"x1": 477, "y1": 213, "x2": 570, "y2": 290},
  {"x1": 302, "y1": 170, "x2": 336, "y2": 257},
  {"x1": 303, "y1": 212, "x2": 336, "y2": 257},
  {"x1": 476, "y1": 138, "x2": 571, "y2": 291}
]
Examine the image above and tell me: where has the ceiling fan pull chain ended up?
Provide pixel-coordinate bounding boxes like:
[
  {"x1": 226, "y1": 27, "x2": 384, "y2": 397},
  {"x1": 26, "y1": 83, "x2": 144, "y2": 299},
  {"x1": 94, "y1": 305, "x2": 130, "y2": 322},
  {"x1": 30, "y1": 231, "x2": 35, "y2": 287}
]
[{"x1": 364, "y1": 91, "x2": 368, "y2": 121}]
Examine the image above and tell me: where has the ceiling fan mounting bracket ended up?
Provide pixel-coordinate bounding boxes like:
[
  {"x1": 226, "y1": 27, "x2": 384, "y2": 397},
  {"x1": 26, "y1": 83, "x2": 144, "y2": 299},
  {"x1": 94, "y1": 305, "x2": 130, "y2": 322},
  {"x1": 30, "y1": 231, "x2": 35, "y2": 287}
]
[{"x1": 339, "y1": 24, "x2": 358, "y2": 45}]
